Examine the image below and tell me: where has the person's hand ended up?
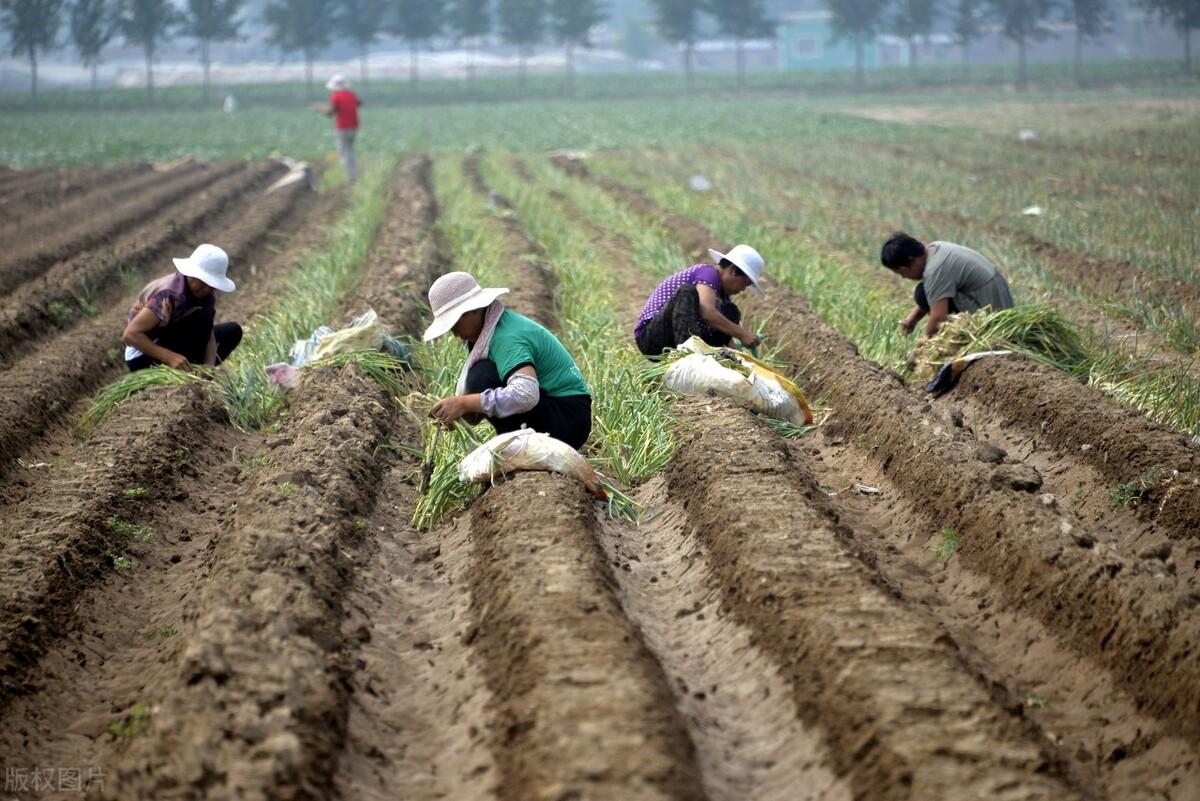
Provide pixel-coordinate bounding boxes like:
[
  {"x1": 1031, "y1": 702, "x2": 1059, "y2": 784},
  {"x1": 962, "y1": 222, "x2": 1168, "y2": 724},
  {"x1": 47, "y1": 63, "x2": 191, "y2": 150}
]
[
  {"x1": 898, "y1": 318, "x2": 916, "y2": 336},
  {"x1": 431, "y1": 396, "x2": 472, "y2": 427},
  {"x1": 740, "y1": 330, "x2": 762, "y2": 349},
  {"x1": 164, "y1": 352, "x2": 190, "y2": 371}
]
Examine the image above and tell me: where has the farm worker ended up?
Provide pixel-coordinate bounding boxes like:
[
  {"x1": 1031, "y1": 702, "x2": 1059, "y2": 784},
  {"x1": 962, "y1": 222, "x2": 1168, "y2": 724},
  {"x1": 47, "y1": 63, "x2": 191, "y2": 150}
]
[
  {"x1": 122, "y1": 244, "x2": 242, "y2": 372},
  {"x1": 315, "y1": 74, "x2": 361, "y2": 184},
  {"x1": 634, "y1": 244, "x2": 765, "y2": 357},
  {"x1": 424, "y1": 271, "x2": 593, "y2": 450},
  {"x1": 882, "y1": 232, "x2": 1014, "y2": 339}
]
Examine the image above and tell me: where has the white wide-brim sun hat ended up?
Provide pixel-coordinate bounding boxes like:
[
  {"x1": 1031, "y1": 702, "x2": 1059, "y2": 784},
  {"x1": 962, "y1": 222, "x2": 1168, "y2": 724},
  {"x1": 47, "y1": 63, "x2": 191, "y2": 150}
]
[
  {"x1": 326, "y1": 74, "x2": 348, "y2": 91},
  {"x1": 423, "y1": 271, "x2": 509, "y2": 341},
  {"x1": 174, "y1": 243, "x2": 235, "y2": 293},
  {"x1": 709, "y1": 244, "x2": 766, "y2": 297}
]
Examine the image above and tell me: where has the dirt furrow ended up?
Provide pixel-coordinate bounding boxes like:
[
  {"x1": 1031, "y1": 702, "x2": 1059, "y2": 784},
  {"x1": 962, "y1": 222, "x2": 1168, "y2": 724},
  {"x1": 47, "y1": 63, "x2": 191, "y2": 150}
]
[
  {"x1": 93, "y1": 364, "x2": 393, "y2": 800},
  {"x1": 0, "y1": 169, "x2": 304, "y2": 489},
  {"x1": 0, "y1": 382, "x2": 231, "y2": 714},
  {"x1": 804, "y1": 413, "x2": 1200, "y2": 799},
  {"x1": 0, "y1": 161, "x2": 231, "y2": 299},
  {"x1": 0, "y1": 162, "x2": 151, "y2": 226},
  {"x1": 597, "y1": 479, "x2": 851, "y2": 801},
  {"x1": 950, "y1": 356, "x2": 1200, "y2": 541},
  {"x1": 667, "y1": 399, "x2": 1081, "y2": 800},
  {"x1": 0, "y1": 160, "x2": 280, "y2": 367},
  {"x1": 0, "y1": 161, "x2": 210, "y2": 297},
  {"x1": 461, "y1": 154, "x2": 558, "y2": 329},
  {"x1": 465, "y1": 472, "x2": 707, "y2": 801}
]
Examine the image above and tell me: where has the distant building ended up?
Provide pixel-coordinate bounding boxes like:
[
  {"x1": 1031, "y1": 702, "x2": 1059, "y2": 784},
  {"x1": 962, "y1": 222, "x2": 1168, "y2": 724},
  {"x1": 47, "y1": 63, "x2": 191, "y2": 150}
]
[{"x1": 778, "y1": 11, "x2": 880, "y2": 71}]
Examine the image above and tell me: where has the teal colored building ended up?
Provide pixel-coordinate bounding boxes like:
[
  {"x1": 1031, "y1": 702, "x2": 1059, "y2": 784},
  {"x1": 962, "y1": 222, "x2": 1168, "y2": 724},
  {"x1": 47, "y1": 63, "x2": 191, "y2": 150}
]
[{"x1": 779, "y1": 13, "x2": 881, "y2": 71}]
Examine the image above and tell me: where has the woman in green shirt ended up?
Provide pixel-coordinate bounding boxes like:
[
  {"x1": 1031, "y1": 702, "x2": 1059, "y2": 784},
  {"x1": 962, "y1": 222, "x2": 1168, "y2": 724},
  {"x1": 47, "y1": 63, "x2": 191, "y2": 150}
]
[{"x1": 424, "y1": 271, "x2": 592, "y2": 450}]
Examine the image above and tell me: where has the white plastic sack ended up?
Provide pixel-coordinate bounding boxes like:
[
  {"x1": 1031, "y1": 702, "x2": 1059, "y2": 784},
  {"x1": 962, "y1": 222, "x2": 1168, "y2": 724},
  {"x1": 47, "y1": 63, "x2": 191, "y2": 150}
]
[
  {"x1": 458, "y1": 428, "x2": 606, "y2": 499},
  {"x1": 662, "y1": 338, "x2": 810, "y2": 426}
]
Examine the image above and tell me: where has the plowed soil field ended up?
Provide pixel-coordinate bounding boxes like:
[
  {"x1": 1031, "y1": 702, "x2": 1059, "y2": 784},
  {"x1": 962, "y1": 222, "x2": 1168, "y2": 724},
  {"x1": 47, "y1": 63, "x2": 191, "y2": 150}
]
[{"x1": 0, "y1": 151, "x2": 1197, "y2": 801}]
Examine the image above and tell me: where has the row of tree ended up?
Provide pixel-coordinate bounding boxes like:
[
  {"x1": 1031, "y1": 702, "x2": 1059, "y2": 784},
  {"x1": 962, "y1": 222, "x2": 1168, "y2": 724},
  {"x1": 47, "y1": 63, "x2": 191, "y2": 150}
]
[
  {"x1": 647, "y1": 0, "x2": 1199, "y2": 90},
  {"x1": 2, "y1": 0, "x2": 1197, "y2": 105}
]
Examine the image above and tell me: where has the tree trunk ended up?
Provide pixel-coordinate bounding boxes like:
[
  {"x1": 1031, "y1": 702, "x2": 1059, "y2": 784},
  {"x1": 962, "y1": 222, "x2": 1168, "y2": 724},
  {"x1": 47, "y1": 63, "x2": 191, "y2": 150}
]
[
  {"x1": 855, "y1": 35, "x2": 865, "y2": 89},
  {"x1": 410, "y1": 41, "x2": 419, "y2": 93},
  {"x1": 467, "y1": 39, "x2": 477, "y2": 86},
  {"x1": 909, "y1": 36, "x2": 918, "y2": 73},
  {"x1": 28, "y1": 46, "x2": 37, "y2": 108},
  {"x1": 736, "y1": 38, "x2": 745, "y2": 92},
  {"x1": 1017, "y1": 35, "x2": 1028, "y2": 91},
  {"x1": 144, "y1": 44, "x2": 154, "y2": 101},
  {"x1": 202, "y1": 38, "x2": 211, "y2": 105},
  {"x1": 360, "y1": 43, "x2": 368, "y2": 84},
  {"x1": 565, "y1": 42, "x2": 574, "y2": 96},
  {"x1": 1186, "y1": 27, "x2": 1193, "y2": 73},
  {"x1": 518, "y1": 50, "x2": 527, "y2": 89},
  {"x1": 684, "y1": 42, "x2": 694, "y2": 92},
  {"x1": 305, "y1": 55, "x2": 313, "y2": 100},
  {"x1": 960, "y1": 41, "x2": 969, "y2": 73},
  {"x1": 91, "y1": 62, "x2": 99, "y2": 108},
  {"x1": 1074, "y1": 27, "x2": 1083, "y2": 86}
]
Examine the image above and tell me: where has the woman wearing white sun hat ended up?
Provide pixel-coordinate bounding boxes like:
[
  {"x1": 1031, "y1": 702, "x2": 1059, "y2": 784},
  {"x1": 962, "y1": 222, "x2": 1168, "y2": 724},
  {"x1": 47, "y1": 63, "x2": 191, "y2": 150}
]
[
  {"x1": 122, "y1": 244, "x2": 242, "y2": 372},
  {"x1": 424, "y1": 271, "x2": 592, "y2": 450},
  {"x1": 634, "y1": 243, "x2": 765, "y2": 357}
]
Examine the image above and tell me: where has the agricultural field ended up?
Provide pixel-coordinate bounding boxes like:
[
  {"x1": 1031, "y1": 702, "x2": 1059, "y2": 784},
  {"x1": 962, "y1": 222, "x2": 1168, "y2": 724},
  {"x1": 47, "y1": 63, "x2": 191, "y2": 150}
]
[{"x1": 0, "y1": 87, "x2": 1199, "y2": 799}]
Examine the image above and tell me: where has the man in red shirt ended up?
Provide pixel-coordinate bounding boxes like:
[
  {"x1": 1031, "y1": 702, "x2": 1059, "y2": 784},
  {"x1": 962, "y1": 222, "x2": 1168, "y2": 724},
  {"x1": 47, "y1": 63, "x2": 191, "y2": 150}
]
[{"x1": 315, "y1": 74, "x2": 361, "y2": 183}]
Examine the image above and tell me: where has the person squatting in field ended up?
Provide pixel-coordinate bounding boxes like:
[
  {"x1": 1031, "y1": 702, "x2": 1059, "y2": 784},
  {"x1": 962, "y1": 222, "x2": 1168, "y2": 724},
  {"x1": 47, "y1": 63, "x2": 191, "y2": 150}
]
[
  {"x1": 315, "y1": 74, "x2": 361, "y2": 184},
  {"x1": 634, "y1": 244, "x2": 766, "y2": 357},
  {"x1": 424, "y1": 271, "x2": 593, "y2": 450},
  {"x1": 881, "y1": 232, "x2": 1015, "y2": 338},
  {"x1": 123, "y1": 244, "x2": 242, "y2": 372}
]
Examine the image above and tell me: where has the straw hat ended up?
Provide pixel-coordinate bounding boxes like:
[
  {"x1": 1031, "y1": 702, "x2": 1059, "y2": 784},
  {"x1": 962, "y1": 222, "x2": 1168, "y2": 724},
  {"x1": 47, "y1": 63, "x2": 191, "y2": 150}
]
[
  {"x1": 422, "y1": 272, "x2": 509, "y2": 341},
  {"x1": 326, "y1": 74, "x2": 349, "y2": 91},
  {"x1": 174, "y1": 244, "x2": 234, "y2": 293},
  {"x1": 708, "y1": 244, "x2": 765, "y2": 297}
]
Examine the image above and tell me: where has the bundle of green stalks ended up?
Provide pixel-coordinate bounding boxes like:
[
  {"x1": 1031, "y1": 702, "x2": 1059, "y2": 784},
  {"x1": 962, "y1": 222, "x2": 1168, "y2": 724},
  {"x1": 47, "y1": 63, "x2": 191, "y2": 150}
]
[
  {"x1": 74, "y1": 366, "x2": 211, "y2": 438},
  {"x1": 914, "y1": 304, "x2": 1088, "y2": 379},
  {"x1": 305, "y1": 350, "x2": 412, "y2": 398}
]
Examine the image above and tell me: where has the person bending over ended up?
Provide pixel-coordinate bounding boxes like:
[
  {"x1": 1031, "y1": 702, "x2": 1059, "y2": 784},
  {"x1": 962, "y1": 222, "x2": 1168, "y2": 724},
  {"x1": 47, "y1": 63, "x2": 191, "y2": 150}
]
[
  {"x1": 881, "y1": 232, "x2": 1014, "y2": 339},
  {"x1": 634, "y1": 244, "x2": 766, "y2": 357},
  {"x1": 425, "y1": 271, "x2": 592, "y2": 450},
  {"x1": 123, "y1": 243, "x2": 242, "y2": 372}
]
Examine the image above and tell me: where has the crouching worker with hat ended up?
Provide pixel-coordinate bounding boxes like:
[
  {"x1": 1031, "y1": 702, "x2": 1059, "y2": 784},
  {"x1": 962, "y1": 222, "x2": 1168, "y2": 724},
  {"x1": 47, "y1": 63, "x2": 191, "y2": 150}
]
[
  {"x1": 122, "y1": 244, "x2": 242, "y2": 372},
  {"x1": 424, "y1": 271, "x2": 593, "y2": 450},
  {"x1": 634, "y1": 244, "x2": 765, "y2": 357}
]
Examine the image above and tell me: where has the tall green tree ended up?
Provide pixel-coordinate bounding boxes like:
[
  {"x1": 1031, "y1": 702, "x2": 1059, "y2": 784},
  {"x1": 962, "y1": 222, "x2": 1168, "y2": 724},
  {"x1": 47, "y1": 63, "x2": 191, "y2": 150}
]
[
  {"x1": 119, "y1": 0, "x2": 179, "y2": 100},
  {"x1": 825, "y1": 0, "x2": 889, "y2": 88},
  {"x1": 647, "y1": 0, "x2": 702, "y2": 89},
  {"x1": 892, "y1": 0, "x2": 936, "y2": 73},
  {"x1": 1065, "y1": 0, "x2": 1109, "y2": 83},
  {"x1": 448, "y1": 0, "x2": 489, "y2": 82},
  {"x1": 1139, "y1": 0, "x2": 1199, "y2": 73},
  {"x1": 497, "y1": 0, "x2": 545, "y2": 86},
  {"x1": 182, "y1": 0, "x2": 243, "y2": 103},
  {"x1": 338, "y1": 0, "x2": 386, "y2": 83},
  {"x1": 987, "y1": 0, "x2": 1055, "y2": 90},
  {"x1": 70, "y1": 0, "x2": 116, "y2": 96},
  {"x1": 548, "y1": 0, "x2": 604, "y2": 92},
  {"x1": 262, "y1": 0, "x2": 336, "y2": 98},
  {"x1": 705, "y1": 0, "x2": 774, "y2": 91},
  {"x1": 393, "y1": 0, "x2": 442, "y2": 91},
  {"x1": 0, "y1": 0, "x2": 63, "y2": 106},
  {"x1": 951, "y1": 0, "x2": 982, "y2": 69}
]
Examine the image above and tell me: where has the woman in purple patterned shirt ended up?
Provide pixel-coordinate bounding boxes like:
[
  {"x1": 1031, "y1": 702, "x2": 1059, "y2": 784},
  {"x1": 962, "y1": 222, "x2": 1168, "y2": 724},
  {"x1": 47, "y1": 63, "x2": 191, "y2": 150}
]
[{"x1": 634, "y1": 244, "x2": 766, "y2": 357}]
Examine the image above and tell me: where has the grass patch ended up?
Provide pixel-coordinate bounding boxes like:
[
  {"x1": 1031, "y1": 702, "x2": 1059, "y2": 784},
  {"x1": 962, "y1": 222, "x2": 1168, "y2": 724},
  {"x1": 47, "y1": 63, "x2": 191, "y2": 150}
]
[
  {"x1": 107, "y1": 704, "x2": 151, "y2": 740},
  {"x1": 928, "y1": 526, "x2": 961, "y2": 563}
]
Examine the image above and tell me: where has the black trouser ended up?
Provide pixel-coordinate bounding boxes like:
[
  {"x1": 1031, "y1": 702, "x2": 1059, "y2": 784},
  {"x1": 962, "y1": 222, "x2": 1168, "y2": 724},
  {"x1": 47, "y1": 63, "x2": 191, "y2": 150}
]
[
  {"x1": 914, "y1": 282, "x2": 959, "y2": 315},
  {"x1": 465, "y1": 359, "x2": 592, "y2": 450},
  {"x1": 635, "y1": 284, "x2": 741, "y2": 357},
  {"x1": 126, "y1": 307, "x2": 242, "y2": 372}
]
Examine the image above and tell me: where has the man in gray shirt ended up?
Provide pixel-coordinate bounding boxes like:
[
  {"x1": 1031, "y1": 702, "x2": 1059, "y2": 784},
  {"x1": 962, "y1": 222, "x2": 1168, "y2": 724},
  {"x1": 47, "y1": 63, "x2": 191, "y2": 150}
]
[{"x1": 881, "y1": 232, "x2": 1014, "y2": 338}]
